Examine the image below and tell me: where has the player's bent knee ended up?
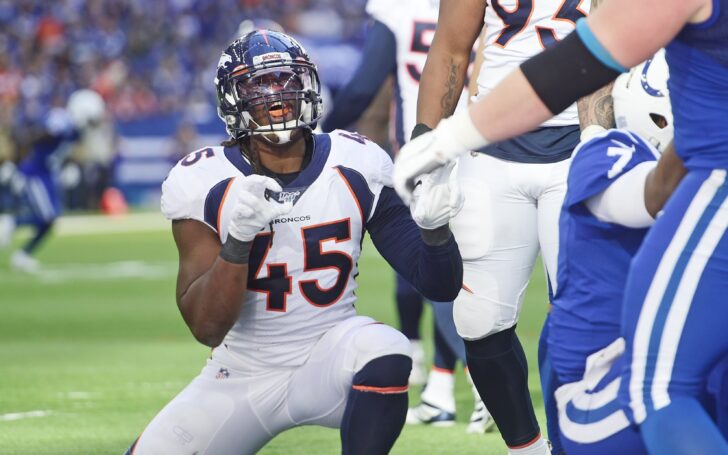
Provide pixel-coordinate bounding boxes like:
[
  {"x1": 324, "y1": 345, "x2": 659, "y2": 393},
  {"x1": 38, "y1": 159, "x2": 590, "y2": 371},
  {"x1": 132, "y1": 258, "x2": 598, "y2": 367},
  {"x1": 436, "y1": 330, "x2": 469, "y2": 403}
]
[
  {"x1": 453, "y1": 291, "x2": 499, "y2": 339},
  {"x1": 350, "y1": 323, "x2": 411, "y2": 372},
  {"x1": 352, "y1": 354, "x2": 412, "y2": 390}
]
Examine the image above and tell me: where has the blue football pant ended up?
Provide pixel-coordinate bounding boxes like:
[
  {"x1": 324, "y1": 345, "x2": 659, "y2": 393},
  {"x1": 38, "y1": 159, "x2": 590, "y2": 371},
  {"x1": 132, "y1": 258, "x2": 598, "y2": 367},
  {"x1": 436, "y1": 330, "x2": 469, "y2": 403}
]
[{"x1": 619, "y1": 169, "x2": 728, "y2": 453}]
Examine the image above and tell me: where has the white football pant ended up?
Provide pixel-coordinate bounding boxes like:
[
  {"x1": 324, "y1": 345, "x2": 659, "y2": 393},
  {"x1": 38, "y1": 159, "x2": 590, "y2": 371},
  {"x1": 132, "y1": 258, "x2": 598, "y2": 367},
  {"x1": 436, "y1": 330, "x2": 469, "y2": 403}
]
[
  {"x1": 132, "y1": 316, "x2": 410, "y2": 454},
  {"x1": 450, "y1": 153, "x2": 569, "y2": 340}
]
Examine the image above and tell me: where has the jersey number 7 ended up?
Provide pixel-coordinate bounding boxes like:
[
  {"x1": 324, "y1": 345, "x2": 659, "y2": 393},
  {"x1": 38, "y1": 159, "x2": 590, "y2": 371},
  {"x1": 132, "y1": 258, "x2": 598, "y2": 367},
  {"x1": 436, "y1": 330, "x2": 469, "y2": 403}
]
[{"x1": 247, "y1": 219, "x2": 353, "y2": 312}]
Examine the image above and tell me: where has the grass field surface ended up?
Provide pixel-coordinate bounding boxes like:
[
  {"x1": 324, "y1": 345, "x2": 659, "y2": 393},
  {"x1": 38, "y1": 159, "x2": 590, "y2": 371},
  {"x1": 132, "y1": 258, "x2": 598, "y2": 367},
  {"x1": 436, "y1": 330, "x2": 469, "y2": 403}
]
[{"x1": 1, "y1": 212, "x2": 549, "y2": 454}]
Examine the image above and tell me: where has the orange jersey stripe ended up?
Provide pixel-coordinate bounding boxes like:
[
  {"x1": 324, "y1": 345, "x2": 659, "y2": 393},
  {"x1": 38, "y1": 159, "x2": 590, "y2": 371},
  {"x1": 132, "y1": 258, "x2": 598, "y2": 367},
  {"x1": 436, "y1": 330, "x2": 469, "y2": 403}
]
[
  {"x1": 431, "y1": 366, "x2": 455, "y2": 375},
  {"x1": 334, "y1": 167, "x2": 365, "y2": 224},
  {"x1": 352, "y1": 384, "x2": 409, "y2": 394},
  {"x1": 217, "y1": 177, "x2": 236, "y2": 241},
  {"x1": 508, "y1": 432, "x2": 542, "y2": 449}
]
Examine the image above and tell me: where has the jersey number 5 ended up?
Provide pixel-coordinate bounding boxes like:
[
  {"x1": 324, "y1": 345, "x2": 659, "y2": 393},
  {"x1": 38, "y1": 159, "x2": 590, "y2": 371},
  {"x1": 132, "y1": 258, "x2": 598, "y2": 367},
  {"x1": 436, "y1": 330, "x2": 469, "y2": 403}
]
[
  {"x1": 247, "y1": 219, "x2": 353, "y2": 312},
  {"x1": 406, "y1": 21, "x2": 437, "y2": 82},
  {"x1": 492, "y1": 0, "x2": 586, "y2": 49},
  {"x1": 407, "y1": 21, "x2": 476, "y2": 85}
]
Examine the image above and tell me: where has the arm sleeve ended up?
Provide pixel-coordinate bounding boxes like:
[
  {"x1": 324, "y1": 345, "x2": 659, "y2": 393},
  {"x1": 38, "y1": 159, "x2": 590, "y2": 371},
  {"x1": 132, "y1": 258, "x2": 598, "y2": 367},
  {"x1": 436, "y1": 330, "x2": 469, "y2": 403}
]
[
  {"x1": 321, "y1": 20, "x2": 397, "y2": 132},
  {"x1": 585, "y1": 160, "x2": 656, "y2": 228},
  {"x1": 368, "y1": 186, "x2": 463, "y2": 301}
]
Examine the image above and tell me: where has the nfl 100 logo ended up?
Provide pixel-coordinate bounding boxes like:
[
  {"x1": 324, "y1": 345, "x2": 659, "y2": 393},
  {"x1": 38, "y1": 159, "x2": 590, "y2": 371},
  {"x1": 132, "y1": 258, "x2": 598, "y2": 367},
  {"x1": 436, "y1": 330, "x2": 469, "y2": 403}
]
[{"x1": 216, "y1": 368, "x2": 230, "y2": 379}]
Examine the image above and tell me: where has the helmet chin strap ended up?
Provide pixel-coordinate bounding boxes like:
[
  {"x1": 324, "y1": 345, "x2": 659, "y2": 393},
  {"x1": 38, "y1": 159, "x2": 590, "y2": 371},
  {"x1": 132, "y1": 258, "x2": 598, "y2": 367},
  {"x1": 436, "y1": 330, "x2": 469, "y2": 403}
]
[
  {"x1": 250, "y1": 117, "x2": 303, "y2": 145},
  {"x1": 256, "y1": 129, "x2": 293, "y2": 145}
]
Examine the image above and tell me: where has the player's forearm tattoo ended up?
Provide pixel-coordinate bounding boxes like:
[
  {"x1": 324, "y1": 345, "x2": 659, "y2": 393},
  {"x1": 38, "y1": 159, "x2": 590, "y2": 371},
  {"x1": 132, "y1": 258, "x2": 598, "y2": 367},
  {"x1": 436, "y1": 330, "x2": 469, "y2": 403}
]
[
  {"x1": 577, "y1": 83, "x2": 616, "y2": 130},
  {"x1": 594, "y1": 93, "x2": 615, "y2": 128},
  {"x1": 440, "y1": 59, "x2": 462, "y2": 118}
]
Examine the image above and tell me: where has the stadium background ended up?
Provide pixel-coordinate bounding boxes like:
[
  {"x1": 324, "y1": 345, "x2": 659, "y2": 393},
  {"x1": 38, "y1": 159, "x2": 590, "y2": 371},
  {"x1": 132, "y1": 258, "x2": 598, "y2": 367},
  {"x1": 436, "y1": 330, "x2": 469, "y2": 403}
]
[{"x1": 0, "y1": 1, "x2": 549, "y2": 453}]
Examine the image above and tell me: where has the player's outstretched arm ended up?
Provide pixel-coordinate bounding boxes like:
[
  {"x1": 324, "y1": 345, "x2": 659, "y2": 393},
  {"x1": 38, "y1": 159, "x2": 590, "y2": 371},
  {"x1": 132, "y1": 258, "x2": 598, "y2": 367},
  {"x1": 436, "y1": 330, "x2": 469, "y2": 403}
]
[
  {"x1": 416, "y1": 0, "x2": 484, "y2": 128},
  {"x1": 368, "y1": 184, "x2": 463, "y2": 302},
  {"x1": 394, "y1": 0, "x2": 707, "y2": 201},
  {"x1": 469, "y1": 0, "x2": 706, "y2": 144}
]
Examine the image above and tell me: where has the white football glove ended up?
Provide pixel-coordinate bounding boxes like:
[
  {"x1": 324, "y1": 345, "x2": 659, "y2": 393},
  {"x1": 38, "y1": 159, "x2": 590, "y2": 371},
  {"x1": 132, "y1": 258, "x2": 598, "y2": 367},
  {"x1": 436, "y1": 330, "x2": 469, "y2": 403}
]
[
  {"x1": 394, "y1": 112, "x2": 488, "y2": 205},
  {"x1": 228, "y1": 175, "x2": 293, "y2": 242},
  {"x1": 410, "y1": 162, "x2": 464, "y2": 230}
]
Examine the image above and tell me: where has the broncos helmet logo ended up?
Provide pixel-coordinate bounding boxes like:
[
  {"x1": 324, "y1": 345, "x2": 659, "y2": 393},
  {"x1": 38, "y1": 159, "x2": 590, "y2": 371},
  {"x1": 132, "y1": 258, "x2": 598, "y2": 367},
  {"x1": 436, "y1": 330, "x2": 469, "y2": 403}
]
[{"x1": 217, "y1": 52, "x2": 233, "y2": 69}]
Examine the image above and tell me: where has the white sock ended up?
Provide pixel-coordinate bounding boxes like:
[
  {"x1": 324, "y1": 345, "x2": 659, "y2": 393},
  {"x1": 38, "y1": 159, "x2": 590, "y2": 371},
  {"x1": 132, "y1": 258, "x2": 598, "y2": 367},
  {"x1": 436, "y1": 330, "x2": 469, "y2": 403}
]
[
  {"x1": 508, "y1": 436, "x2": 550, "y2": 455},
  {"x1": 410, "y1": 340, "x2": 425, "y2": 363},
  {"x1": 420, "y1": 369, "x2": 455, "y2": 413}
]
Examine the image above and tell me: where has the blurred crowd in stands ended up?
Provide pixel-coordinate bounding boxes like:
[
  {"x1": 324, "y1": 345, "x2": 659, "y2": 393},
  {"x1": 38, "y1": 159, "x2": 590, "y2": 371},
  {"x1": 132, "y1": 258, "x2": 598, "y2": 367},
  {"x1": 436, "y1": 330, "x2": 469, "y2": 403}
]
[{"x1": 0, "y1": 0, "x2": 369, "y2": 211}]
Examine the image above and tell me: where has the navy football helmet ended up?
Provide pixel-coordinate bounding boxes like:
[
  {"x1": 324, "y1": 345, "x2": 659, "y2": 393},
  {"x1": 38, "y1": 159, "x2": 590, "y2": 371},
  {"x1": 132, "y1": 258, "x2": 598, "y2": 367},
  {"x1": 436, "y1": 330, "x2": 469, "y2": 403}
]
[{"x1": 215, "y1": 30, "x2": 323, "y2": 144}]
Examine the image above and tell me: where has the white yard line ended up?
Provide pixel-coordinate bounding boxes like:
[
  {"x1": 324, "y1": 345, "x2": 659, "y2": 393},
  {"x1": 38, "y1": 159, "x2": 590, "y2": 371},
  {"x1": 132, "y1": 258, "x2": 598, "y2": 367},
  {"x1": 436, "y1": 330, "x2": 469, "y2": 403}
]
[
  {"x1": 0, "y1": 260, "x2": 177, "y2": 284},
  {"x1": 55, "y1": 212, "x2": 169, "y2": 236},
  {"x1": 0, "y1": 410, "x2": 53, "y2": 421},
  {"x1": 58, "y1": 391, "x2": 93, "y2": 400}
]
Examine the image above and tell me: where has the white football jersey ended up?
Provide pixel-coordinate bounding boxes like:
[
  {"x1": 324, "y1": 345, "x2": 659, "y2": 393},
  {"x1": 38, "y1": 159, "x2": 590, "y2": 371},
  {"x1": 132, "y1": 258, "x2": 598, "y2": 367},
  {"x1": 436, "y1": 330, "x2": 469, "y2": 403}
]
[
  {"x1": 366, "y1": 0, "x2": 470, "y2": 147},
  {"x1": 478, "y1": 0, "x2": 591, "y2": 126},
  {"x1": 162, "y1": 132, "x2": 393, "y2": 369}
]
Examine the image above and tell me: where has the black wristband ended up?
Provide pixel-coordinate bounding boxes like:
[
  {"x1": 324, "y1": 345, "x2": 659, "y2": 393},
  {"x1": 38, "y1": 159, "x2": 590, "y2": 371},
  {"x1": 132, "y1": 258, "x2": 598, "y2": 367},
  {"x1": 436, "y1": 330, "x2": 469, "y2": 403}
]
[
  {"x1": 411, "y1": 123, "x2": 433, "y2": 141},
  {"x1": 521, "y1": 30, "x2": 620, "y2": 115},
  {"x1": 420, "y1": 225, "x2": 452, "y2": 246},
  {"x1": 219, "y1": 235, "x2": 253, "y2": 265}
]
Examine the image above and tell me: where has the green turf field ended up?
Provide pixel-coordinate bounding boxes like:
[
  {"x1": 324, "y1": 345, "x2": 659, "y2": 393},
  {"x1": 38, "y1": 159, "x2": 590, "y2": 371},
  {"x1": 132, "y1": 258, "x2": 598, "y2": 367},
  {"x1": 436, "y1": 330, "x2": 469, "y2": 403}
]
[{"x1": 0, "y1": 213, "x2": 549, "y2": 454}]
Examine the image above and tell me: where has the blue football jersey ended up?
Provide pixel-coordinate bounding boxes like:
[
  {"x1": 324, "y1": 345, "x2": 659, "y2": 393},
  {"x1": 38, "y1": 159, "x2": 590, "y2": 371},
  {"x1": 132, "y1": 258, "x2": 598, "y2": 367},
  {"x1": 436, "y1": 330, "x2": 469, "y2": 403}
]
[
  {"x1": 19, "y1": 108, "x2": 79, "y2": 176},
  {"x1": 553, "y1": 129, "x2": 660, "y2": 329},
  {"x1": 666, "y1": 0, "x2": 728, "y2": 170}
]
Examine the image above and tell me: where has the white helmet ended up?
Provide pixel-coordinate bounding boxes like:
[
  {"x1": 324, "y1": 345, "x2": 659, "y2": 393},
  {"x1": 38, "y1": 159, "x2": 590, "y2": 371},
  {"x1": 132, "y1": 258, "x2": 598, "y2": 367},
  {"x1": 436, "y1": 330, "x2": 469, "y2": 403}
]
[
  {"x1": 67, "y1": 89, "x2": 106, "y2": 130},
  {"x1": 612, "y1": 49, "x2": 673, "y2": 152}
]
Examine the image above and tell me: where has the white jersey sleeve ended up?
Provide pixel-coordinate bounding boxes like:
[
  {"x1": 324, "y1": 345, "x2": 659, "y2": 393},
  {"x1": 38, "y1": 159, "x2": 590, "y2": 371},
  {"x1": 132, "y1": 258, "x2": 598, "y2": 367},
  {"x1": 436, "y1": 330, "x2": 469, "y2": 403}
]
[
  {"x1": 365, "y1": 0, "x2": 400, "y2": 33},
  {"x1": 161, "y1": 164, "x2": 202, "y2": 222},
  {"x1": 160, "y1": 146, "x2": 240, "y2": 233}
]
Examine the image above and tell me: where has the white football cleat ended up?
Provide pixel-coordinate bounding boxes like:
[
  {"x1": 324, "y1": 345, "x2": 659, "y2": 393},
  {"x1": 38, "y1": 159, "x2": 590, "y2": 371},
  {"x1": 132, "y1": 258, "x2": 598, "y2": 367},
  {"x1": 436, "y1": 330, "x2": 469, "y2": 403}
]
[
  {"x1": 406, "y1": 401, "x2": 456, "y2": 427},
  {"x1": 466, "y1": 397, "x2": 496, "y2": 434},
  {"x1": 11, "y1": 250, "x2": 40, "y2": 273}
]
